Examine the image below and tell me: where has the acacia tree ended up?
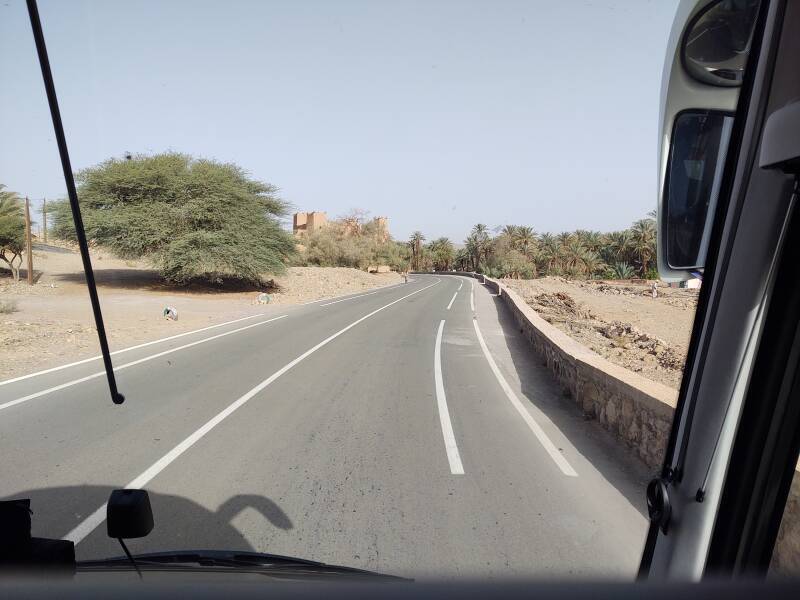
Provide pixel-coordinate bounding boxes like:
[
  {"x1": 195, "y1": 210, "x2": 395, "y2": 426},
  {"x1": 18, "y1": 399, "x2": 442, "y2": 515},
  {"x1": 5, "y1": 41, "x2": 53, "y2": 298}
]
[
  {"x1": 50, "y1": 153, "x2": 295, "y2": 286},
  {"x1": 0, "y1": 185, "x2": 25, "y2": 282}
]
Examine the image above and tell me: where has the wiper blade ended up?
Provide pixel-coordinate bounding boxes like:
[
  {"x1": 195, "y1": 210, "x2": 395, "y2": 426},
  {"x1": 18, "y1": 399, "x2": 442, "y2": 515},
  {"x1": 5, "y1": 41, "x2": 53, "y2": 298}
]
[{"x1": 78, "y1": 550, "x2": 406, "y2": 581}]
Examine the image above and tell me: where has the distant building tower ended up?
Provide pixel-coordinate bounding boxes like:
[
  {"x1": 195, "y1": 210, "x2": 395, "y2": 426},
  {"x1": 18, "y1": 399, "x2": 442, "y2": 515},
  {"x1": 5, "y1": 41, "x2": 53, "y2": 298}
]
[
  {"x1": 374, "y1": 216, "x2": 389, "y2": 242},
  {"x1": 293, "y1": 211, "x2": 328, "y2": 236}
]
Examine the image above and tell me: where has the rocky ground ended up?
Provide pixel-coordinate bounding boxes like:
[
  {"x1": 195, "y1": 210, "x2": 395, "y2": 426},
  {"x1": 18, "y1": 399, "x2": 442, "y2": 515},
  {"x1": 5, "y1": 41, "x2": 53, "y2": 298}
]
[
  {"x1": 502, "y1": 277, "x2": 699, "y2": 389},
  {"x1": 0, "y1": 245, "x2": 401, "y2": 380}
]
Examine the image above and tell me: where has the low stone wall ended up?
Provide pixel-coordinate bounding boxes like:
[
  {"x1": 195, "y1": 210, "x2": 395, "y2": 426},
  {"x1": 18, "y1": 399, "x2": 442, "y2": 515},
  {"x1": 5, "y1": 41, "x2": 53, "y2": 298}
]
[
  {"x1": 475, "y1": 273, "x2": 678, "y2": 469},
  {"x1": 440, "y1": 271, "x2": 799, "y2": 572}
]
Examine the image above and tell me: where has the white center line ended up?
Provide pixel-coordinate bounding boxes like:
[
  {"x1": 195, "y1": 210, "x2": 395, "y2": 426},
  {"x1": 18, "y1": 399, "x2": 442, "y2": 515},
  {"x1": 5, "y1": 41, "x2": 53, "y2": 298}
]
[
  {"x1": 0, "y1": 312, "x2": 276, "y2": 388},
  {"x1": 320, "y1": 290, "x2": 378, "y2": 306},
  {"x1": 0, "y1": 315, "x2": 288, "y2": 412},
  {"x1": 434, "y1": 320, "x2": 465, "y2": 475},
  {"x1": 472, "y1": 319, "x2": 578, "y2": 477},
  {"x1": 63, "y1": 278, "x2": 441, "y2": 545},
  {"x1": 446, "y1": 292, "x2": 458, "y2": 310}
]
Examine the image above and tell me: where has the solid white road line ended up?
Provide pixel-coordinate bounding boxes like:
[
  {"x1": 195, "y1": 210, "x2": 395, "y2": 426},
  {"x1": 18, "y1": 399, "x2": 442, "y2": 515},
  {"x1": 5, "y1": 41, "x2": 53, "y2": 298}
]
[
  {"x1": 472, "y1": 319, "x2": 578, "y2": 477},
  {"x1": 320, "y1": 290, "x2": 378, "y2": 306},
  {"x1": 458, "y1": 281, "x2": 463, "y2": 291},
  {"x1": 446, "y1": 292, "x2": 458, "y2": 310},
  {"x1": 470, "y1": 280, "x2": 475, "y2": 311},
  {"x1": 63, "y1": 278, "x2": 442, "y2": 545},
  {"x1": 0, "y1": 315, "x2": 289, "y2": 412},
  {"x1": 434, "y1": 320, "x2": 465, "y2": 475},
  {"x1": 0, "y1": 312, "x2": 277, "y2": 388},
  {"x1": 300, "y1": 281, "x2": 405, "y2": 305}
]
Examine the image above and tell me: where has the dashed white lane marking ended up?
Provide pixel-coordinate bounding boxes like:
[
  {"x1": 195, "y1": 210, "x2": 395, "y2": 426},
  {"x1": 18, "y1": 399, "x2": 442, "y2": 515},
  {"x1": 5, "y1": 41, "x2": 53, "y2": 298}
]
[
  {"x1": 470, "y1": 280, "x2": 475, "y2": 311},
  {"x1": 446, "y1": 292, "x2": 458, "y2": 310}
]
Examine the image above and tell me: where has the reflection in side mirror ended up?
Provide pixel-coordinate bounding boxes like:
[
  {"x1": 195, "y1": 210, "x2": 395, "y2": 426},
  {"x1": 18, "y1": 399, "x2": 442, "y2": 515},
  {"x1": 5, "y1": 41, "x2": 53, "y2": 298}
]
[{"x1": 664, "y1": 110, "x2": 734, "y2": 271}]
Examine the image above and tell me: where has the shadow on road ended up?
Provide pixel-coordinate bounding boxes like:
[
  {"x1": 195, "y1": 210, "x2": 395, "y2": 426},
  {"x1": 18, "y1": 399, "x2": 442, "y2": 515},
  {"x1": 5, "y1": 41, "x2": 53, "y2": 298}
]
[
  {"x1": 485, "y1": 292, "x2": 652, "y2": 518},
  {"x1": 54, "y1": 269, "x2": 268, "y2": 293},
  {"x1": 3, "y1": 486, "x2": 293, "y2": 558}
]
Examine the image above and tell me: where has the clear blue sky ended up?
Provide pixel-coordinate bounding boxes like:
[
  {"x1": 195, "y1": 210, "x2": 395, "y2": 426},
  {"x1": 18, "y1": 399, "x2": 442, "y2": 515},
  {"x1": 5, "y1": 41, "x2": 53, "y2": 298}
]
[{"x1": 1, "y1": 0, "x2": 677, "y2": 241}]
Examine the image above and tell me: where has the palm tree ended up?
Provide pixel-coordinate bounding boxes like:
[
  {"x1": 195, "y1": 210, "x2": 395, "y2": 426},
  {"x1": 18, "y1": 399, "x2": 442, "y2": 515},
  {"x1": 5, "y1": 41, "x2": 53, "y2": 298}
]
[
  {"x1": 469, "y1": 224, "x2": 491, "y2": 271},
  {"x1": 562, "y1": 237, "x2": 586, "y2": 276},
  {"x1": 538, "y1": 233, "x2": 561, "y2": 274},
  {"x1": 507, "y1": 225, "x2": 537, "y2": 259},
  {"x1": 454, "y1": 248, "x2": 470, "y2": 271},
  {"x1": 606, "y1": 230, "x2": 632, "y2": 263},
  {"x1": 580, "y1": 249, "x2": 606, "y2": 278},
  {"x1": 464, "y1": 233, "x2": 481, "y2": 271},
  {"x1": 630, "y1": 219, "x2": 656, "y2": 277},
  {"x1": 0, "y1": 184, "x2": 22, "y2": 216},
  {"x1": 584, "y1": 231, "x2": 604, "y2": 252},
  {"x1": 556, "y1": 231, "x2": 573, "y2": 247},
  {"x1": 408, "y1": 231, "x2": 425, "y2": 271},
  {"x1": 428, "y1": 237, "x2": 454, "y2": 271},
  {"x1": 472, "y1": 223, "x2": 489, "y2": 238},
  {"x1": 501, "y1": 225, "x2": 519, "y2": 238}
]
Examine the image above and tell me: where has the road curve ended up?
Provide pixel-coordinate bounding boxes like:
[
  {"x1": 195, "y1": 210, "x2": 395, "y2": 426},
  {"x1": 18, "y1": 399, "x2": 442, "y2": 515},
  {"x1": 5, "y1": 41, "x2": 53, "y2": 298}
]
[{"x1": 0, "y1": 274, "x2": 649, "y2": 578}]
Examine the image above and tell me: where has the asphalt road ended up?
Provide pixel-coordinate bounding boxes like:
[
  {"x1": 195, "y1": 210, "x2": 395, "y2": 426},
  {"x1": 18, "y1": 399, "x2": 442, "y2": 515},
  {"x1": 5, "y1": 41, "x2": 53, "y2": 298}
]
[{"x1": 0, "y1": 275, "x2": 649, "y2": 579}]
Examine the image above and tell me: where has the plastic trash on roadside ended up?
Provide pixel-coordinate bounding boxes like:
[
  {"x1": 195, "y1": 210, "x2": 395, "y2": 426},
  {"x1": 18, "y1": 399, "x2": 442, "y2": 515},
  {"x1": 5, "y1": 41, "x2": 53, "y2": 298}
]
[
  {"x1": 163, "y1": 306, "x2": 178, "y2": 321},
  {"x1": 256, "y1": 293, "x2": 271, "y2": 305}
]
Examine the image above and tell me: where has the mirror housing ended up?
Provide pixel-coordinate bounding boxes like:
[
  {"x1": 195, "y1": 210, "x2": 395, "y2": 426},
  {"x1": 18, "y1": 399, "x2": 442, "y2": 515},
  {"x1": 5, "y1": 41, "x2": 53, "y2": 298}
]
[
  {"x1": 657, "y1": 0, "x2": 760, "y2": 281},
  {"x1": 107, "y1": 489, "x2": 154, "y2": 539}
]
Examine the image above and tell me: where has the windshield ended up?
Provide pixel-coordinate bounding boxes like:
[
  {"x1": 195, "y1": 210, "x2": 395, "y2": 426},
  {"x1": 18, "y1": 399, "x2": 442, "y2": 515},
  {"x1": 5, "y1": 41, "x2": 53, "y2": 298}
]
[{"x1": 2, "y1": 0, "x2": 782, "y2": 581}]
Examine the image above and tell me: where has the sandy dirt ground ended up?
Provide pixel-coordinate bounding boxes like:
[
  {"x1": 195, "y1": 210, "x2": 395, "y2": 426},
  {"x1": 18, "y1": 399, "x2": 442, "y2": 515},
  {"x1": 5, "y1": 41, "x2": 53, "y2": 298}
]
[
  {"x1": 0, "y1": 245, "x2": 401, "y2": 380},
  {"x1": 502, "y1": 277, "x2": 699, "y2": 390}
]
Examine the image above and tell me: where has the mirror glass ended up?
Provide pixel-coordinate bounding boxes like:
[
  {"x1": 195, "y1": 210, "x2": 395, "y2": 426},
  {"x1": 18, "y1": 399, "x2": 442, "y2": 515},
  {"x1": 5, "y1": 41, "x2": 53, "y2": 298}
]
[
  {"x1": 682, "y1": 0, "x2": 760, "y2": 87},
  {"x1": 666, "y1": 111, "x2": 734, "y2": 270}
]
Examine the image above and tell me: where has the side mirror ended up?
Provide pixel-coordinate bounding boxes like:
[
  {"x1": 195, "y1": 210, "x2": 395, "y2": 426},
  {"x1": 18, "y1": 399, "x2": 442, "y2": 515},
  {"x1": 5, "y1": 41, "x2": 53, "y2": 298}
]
[
  {"x1": 661, "y1": 110, "x2": 734, "y2": 273},
  {"x1": 107, "y1": 489, "x2": 154, "y2": 539},
  {"x1": 657, "y1": 0, "x2": 761, "y2": 281}
]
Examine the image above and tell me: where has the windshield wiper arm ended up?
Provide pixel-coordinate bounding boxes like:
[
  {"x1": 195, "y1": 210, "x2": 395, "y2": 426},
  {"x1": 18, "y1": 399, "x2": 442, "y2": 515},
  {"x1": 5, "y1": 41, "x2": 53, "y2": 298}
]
[
  {"x1": 26, "y1": 0, "x2": 124, "y2": 405},
  {"x1": 77, "y1": 550, "x2": 407, "y2": 580}
]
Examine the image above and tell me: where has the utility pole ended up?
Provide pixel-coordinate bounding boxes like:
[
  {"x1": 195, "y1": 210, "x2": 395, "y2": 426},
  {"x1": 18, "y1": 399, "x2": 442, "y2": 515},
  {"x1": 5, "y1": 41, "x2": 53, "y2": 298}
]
[
  {"x1": 42, "y1": 197, "x2": 47, "y2": 243},
  {"x1": 25, "y1": 196, "x2": 34, "y2": 285}
]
